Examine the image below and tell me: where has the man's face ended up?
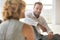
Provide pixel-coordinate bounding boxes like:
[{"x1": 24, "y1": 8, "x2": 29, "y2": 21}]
[{"x1": 33, "y1": 4, "x2": 43, "y2": 16}]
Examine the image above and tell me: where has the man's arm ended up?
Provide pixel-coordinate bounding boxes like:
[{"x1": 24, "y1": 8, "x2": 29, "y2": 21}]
[
  {"x1": 37, "y1": 23, "x2": 47, "y2": 32},
  {"x1": 37, "y1": 23, "x2": 53, "y2": 40},
  {"x1": 41, "y1": 17, "x2": 53, "y2": 39}
]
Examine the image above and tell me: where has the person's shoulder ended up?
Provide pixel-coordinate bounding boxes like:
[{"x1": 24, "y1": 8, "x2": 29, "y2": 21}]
[
  {"x1": 39, "y1": 16, "x2": 46, "y2": 22},
  {"x1": 40, "y1": 16, "x2": 45, "y2": 19},
  {"x1": 0, "y1": 21, "x2": 9, "y2": 27}
]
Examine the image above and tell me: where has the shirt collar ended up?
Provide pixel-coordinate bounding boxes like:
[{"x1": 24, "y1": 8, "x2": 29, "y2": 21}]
[{"x1": 32, "y1": 11, "x2": 40, "y2": 19}]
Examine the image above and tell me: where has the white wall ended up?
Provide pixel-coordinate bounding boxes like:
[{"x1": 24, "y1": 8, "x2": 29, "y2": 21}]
[{"x1": 55, "y1": 0, "x2": 60, "y2": 24}]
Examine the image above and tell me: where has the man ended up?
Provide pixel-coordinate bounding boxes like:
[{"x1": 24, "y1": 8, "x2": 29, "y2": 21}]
[{"x1": 25, "y1": 2, "x2": 53, "y2": 40}]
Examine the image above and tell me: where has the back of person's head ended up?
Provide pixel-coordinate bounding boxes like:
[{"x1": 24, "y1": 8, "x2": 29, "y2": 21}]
[
  {"x1": 34, "y1": 2, "x2": 43, "y2": 7},
  {"x1": 2, "y1": 0, "x2": 26, "y2": 21}
]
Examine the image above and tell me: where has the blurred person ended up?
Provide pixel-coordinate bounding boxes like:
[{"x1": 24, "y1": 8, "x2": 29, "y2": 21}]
[{"x1": 0, "y1": 0, "x2": 35, "y2": 40}]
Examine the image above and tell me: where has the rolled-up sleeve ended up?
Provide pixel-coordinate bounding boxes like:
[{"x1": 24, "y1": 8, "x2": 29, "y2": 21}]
[
  {"x1": 20, "y1": 18, "x2": 38, "y2": 27},
  {"x1": 42, "y1": 17, "x2": 53, "y2": 33}
]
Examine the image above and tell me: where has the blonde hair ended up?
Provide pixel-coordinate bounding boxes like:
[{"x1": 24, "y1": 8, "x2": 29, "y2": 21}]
[{"x1": 2, "y1": 0, "x2": 26, "y2": 21}]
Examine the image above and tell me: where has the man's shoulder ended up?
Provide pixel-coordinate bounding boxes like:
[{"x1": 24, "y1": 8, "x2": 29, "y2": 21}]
[
  {"x1": 40, "y1": 16, "x2": 44, "y2": 19},
  {"x1": 39, "y1": 16, "x2": 46, "y2": 22}
]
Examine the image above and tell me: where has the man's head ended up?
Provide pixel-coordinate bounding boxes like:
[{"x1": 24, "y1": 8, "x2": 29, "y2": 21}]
[{"x1": 33, "y1": 2, "x2": 43, "y2": 18}]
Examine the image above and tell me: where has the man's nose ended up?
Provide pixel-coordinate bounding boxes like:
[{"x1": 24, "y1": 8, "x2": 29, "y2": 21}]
[
  {"x1": 37, "y1": 9, "x2": 40, "y2": 12},
  {"x1": 37, "y1": 9, "x2": 40, "y2": 11}
]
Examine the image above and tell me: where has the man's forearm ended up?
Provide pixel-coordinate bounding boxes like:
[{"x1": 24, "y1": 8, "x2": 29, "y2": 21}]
[{"x1": 37, "y1": 23, "x2": 47, "y2": 32}]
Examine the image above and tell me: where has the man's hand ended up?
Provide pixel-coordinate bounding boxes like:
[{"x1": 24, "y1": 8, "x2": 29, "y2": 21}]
[{"x1": 48, "y1": 32, "x2": 53, "y2": 40}]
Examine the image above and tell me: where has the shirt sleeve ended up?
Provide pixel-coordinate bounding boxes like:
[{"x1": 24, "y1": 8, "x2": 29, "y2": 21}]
[
  {"x1": 25, "y1": 11, "x2": 33, "y2": 18},
  {"x1": 42, "y1": 17, "x2": 53, "y2": 33},
  {"x1": 20, "y1": 18, "x2": 38, "y2": 27}
]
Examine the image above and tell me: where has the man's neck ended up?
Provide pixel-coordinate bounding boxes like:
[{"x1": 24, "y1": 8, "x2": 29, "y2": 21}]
[
  {"x1": 35, "y1": 15, "x2": 39, "y2": 18},
  {"x1": 34, "y1": 13, "x2": 39, "y2": 18}
]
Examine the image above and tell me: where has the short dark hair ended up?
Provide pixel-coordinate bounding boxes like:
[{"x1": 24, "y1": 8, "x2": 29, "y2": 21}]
[{"x1": 34, "y1": 2, "x2": 43, "y2": 7}]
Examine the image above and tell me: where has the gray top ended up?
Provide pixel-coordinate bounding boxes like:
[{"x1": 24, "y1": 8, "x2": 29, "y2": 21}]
[{"x1": 0, "y1": 19, "x2": 25, "y2": 40}]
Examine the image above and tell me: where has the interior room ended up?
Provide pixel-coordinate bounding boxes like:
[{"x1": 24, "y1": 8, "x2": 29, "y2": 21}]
[{"x1": 0, "y1": 0, "x2": 60, "y2": 35}]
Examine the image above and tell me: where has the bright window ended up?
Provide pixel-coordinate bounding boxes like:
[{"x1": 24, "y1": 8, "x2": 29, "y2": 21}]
[{"x1": 0, "y1": 0, "x2": 4, "y2": 20}]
